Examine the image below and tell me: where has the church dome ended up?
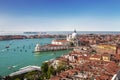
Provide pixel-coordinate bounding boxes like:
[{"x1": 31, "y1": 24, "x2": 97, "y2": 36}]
[{"x1": 72, "y1": 30, "x2": 78, "y2": 39}]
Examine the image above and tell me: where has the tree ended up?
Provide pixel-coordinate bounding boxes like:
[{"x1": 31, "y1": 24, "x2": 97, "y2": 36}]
[
  {"x1": 41, "y1": 62, "x2": 49, "y2": 79},
  {"x1": 15, "y1": 78, "x2": 21, "y2": 80},
  {"x1": 48, "y1": 66, "x2": 55, "y2": 76},
  {"x1": 46, "y1": 69, "x2": 51, "y2": 79},
  {"x1": 41, "y1": 62, "x2": 49, "y2": 74},
  {"x1": 56, "y1": 61, "x2": 67, "y2": 74},
  {"x1": 41, "y1": 62, "x2": 57, "y2": 79},
  {"x1": 24, "y1": 71, "x2": 36, "y2": 80}
]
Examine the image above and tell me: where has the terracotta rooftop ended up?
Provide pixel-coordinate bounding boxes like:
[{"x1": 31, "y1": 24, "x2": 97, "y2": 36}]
[
  {"x1": 50, "y1": 76, "x2": 60, "y2": 80},
  {"x1": 90, "y1": 54, "x2": 101, "y2": 58}
]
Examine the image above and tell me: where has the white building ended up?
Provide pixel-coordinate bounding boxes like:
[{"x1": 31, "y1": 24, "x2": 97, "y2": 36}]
[
  {"x1": 34, "y1": 43, "x2": 41, "y2": 52},
  {"x1": 34, "y1": 29, "x2": 79, "y2": 52},
  {"x1": 34, "y1": 44, "x2": 69, "y2": 52},
  {"x1": 52, "y1": 30, "x2": 79, "y2": 46},
  {"x1": 66, "y1": 29, "x2": 78, "y2": 41},
  {"x1": 51, "y1": 39, "x2": 69, "y2": 46},
  {"x1": 66, "y1": 29, "x2": 79, "y2": 46},
  {"x1": 112, "y1": 70, "x2": 120, "y2": 80}
]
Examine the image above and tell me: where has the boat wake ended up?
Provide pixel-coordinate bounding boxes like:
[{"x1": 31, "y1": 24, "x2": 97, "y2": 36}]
[{"x1": 0, "y1": 49, "x2": 7, "y2": 53}]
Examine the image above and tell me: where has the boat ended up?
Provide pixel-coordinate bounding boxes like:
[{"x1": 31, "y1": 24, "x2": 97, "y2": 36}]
[
  {"x1": 8, "y1": 65, "x2": 17, "y2": 70},
  {"x1": 5, "y1": 46, "x2": 9, "y2": 48},
  {"x1": 8, "y1": 66, "x2": 14, "y2": 69},
  {"x1": 8, "y1": 66, "x2": 15, "y2": 69}
]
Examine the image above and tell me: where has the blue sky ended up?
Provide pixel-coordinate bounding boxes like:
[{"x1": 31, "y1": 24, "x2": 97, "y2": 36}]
[{"x1": 0, "y1": 0, "x2": 120, "y2": 31}]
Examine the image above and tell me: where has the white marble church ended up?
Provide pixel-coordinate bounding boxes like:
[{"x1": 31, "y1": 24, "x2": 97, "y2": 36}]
[
  {"x1": 52, "y1": 29, "x2": 79, "y2": 46},
  {"x1": 66, "y1": 29, "x2": 78, "y2": 41},
  {"x1": 34, "y1": 30, "x2": 79, "y2": 52}
]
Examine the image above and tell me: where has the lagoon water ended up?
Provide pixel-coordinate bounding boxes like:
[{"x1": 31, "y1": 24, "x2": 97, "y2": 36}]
[{"x1": 0, "y1": 38, "x2": 70, "y2": 76}]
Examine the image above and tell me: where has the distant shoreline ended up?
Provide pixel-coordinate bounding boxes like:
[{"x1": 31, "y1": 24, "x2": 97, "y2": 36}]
[
  {"x1": 0, "y1": 31, "x2": 120, "y2": 41},
  {"x1": 0, "y1": 31, "x2": 120, "y2": 36}
]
